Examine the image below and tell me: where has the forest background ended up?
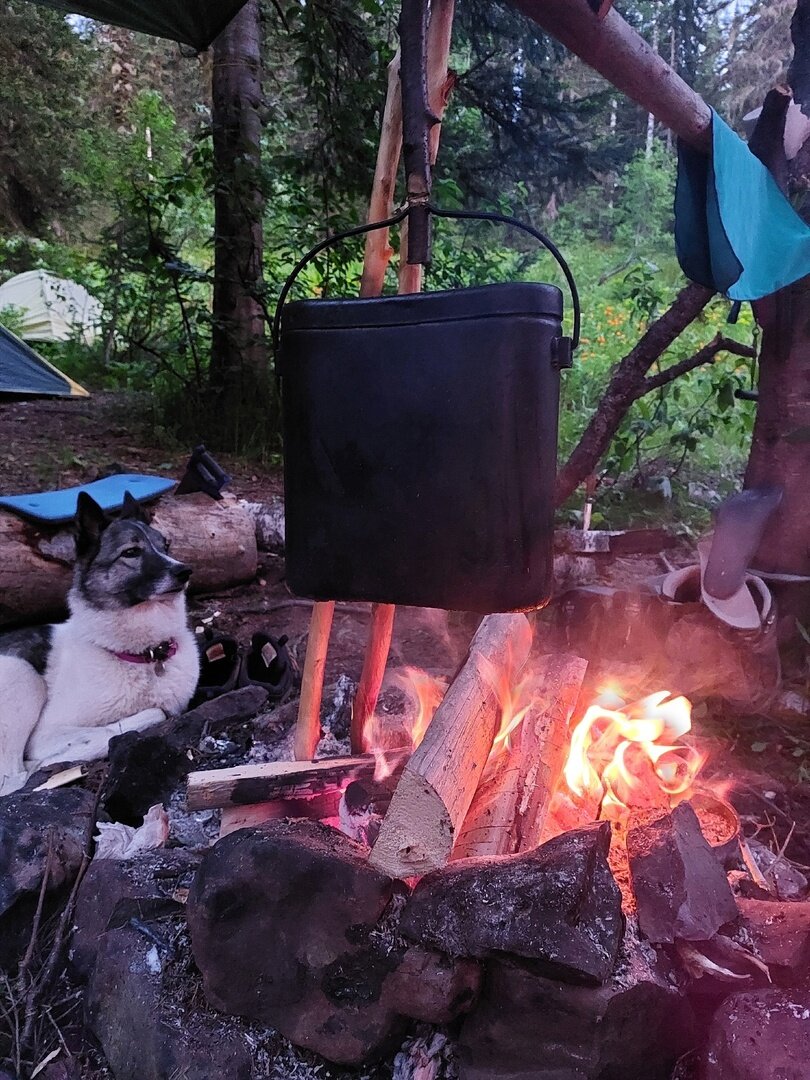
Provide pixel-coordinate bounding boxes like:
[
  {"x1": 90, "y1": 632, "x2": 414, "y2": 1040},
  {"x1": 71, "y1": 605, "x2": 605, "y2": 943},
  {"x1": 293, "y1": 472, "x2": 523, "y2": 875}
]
[{"x1": 0, "y1": 0, "x2": 794, "y2": 526}]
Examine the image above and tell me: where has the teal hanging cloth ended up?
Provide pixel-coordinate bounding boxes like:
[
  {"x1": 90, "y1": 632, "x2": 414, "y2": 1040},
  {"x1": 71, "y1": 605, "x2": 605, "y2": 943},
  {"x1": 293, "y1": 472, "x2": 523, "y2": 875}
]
[{"x1": 676, "y1": 109, "x2": 810, "y2": 300}]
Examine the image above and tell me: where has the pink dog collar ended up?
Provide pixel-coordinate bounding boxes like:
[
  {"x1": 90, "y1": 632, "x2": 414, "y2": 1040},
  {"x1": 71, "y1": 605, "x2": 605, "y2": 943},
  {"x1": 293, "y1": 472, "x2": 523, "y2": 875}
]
[{"x1": 111, "y1": 638, "x2": 178, "y2": 675}]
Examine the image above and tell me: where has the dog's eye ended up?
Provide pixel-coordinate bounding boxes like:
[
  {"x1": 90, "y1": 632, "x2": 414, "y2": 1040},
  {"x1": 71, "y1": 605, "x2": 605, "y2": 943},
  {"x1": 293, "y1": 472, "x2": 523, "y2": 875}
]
[{"x1": 121, "y1": 547, "x2": 141, "y2": 559}]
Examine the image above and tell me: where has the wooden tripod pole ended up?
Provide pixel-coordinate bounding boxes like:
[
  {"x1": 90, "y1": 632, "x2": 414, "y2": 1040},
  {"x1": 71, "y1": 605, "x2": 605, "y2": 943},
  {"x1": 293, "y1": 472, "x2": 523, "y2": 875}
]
[
  {"x1": 352, "y1": 0, "x2": 457, "y2": 753},
  {"x1": 295, "y1": 3, "x2": 456, "y2": 759}
]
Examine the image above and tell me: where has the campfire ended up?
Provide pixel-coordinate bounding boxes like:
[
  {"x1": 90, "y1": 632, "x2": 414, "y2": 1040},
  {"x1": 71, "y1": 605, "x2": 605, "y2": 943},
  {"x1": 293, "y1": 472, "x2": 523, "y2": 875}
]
[{"x1": 186, "y1": 613, "x2": 736, "y2": 883}]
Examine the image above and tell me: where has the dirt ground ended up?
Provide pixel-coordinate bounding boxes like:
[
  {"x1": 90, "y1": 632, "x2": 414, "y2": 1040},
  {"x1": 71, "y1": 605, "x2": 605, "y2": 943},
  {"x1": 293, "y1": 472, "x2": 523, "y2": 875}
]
[{"x1": 2, "y1": 390, "x2": 810, "y2": 867}]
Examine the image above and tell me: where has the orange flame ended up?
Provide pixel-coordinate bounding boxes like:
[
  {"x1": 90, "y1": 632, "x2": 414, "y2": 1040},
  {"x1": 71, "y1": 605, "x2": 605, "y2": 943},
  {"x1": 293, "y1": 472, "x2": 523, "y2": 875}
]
[
  {"x1": 478, "y1": 651, "x2": 536, "y2": 763},
  {"x1": 362, "y1": 667, "x2": 446, "y2": 782},
  {"x1": 563, "y1": 689, "x2": 705, "y2": 819}
]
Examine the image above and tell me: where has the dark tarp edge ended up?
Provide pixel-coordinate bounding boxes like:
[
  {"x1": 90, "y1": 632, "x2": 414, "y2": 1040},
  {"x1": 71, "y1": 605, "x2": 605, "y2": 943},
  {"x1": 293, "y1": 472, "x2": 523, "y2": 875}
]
[{"x1": 31, "y1": 0, "x2": 249, "y2": 51}]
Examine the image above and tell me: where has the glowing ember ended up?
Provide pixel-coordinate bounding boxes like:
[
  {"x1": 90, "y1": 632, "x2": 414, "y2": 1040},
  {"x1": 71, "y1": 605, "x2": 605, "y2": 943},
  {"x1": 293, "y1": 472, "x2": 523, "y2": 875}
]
[{"x1": 563, "y1": 689, "x2": 705, "y2": 819}]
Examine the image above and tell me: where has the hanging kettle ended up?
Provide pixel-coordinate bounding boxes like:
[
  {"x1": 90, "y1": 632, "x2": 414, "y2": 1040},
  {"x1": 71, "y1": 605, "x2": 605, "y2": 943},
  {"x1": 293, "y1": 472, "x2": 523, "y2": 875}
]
[{"x1": 273, "y1": 204, "x2": 579, "y2": 614}]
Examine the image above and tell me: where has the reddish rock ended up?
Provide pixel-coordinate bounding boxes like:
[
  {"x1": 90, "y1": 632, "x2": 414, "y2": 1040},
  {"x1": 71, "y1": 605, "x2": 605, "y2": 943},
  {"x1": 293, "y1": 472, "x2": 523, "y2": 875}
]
[
  {"x1": 627, "y1": 801, "x2": 737, "y2": 944},
  {"x1": 401, "y1": 822, "x2": 624, "y2": 984},
  {"x1": 383, "y1": 945, "x2": 480, "y2": 1024},
  {"x1": 187, "y1": 819, "x2": 478, "y2": 1066},
  {"x1": 734, "y1": 898, "x2": 810, "y2": 972},
  {"x1": 702, "y1": 990, "x2": 810, "y2": 1079},
  {"x1": 458, "y1": 918, "x2": 694, "y2": 1080}
]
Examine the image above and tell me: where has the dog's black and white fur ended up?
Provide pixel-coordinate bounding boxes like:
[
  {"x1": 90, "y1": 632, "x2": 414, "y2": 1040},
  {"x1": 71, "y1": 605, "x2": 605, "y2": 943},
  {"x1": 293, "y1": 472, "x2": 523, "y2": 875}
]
[{"x1": 0, "y1": 492, "x2": 199, "y2": 794}]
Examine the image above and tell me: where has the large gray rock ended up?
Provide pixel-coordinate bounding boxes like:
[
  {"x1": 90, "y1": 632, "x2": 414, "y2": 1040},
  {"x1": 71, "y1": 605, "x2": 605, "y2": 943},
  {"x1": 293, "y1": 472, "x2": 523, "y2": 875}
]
[
  {"x1": 187, "y1": 820, "x2": 478, "y2": 1066},
  {"x1": 86, "y1": 919, "x2": 253, "y2": 1080},
  {"x1": 627, "y1": 801, "x2": 737, "y2": 944},
  {"x1": 702, "y1": 990, "x2": 810, "y2": 1079},
  {"x1": 71, "y1": 848, "x2": 199, "y2": 979},
  {"x1": 458, "y1": 919, "x2": 694, "y2": 1080},
  {"x1": 0, "y1": 788, "x2": 94, "y2": 916},
  {"x1": 401, "y1": 822, "x2": 624, "y2": 984}
]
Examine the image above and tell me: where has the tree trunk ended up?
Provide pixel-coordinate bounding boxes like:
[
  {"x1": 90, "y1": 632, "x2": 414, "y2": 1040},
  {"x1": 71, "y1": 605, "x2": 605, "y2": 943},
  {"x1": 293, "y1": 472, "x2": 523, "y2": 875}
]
[
  {"x1": 209, "y1": 0, "x2": 268, "y2": 451},
  {"x1": 745, "y1": 277, "x2": 810, "y2": 618}
]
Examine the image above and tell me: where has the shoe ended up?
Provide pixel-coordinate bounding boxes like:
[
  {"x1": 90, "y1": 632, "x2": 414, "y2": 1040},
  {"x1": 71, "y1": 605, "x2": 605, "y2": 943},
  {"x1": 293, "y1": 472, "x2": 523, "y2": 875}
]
[
  {"x1": 190, "y1": 629, "x2": 241, "y2": 707},
  {"x1": 237, "y1": 632, "x2": 293, "y2": 700}
]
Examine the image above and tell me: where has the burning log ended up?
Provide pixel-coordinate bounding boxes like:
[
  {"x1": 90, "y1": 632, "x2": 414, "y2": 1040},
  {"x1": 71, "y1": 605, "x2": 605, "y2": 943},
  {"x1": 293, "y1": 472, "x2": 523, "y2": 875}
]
[
  {"x1": 186, "y1": 749, "x2": 410, "y2": 812},
  {"x1": 369, "y1": 613, "x2": 532, "y2": 879},
  {"x1": 453, "y1": 653, "x2": 587, "y2": 860}
]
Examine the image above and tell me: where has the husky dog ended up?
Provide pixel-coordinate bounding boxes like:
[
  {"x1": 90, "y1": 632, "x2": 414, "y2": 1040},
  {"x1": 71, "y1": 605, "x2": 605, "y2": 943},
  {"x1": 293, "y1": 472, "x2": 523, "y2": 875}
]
[{"x1": 0, "y1": 492, "x2": 200, "y2": 795}]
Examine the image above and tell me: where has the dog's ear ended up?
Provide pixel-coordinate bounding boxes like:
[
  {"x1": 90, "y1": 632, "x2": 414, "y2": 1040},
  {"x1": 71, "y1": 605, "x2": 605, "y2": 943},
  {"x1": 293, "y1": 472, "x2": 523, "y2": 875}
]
[
  {"x1": 75, "y1": 492, "x2": 109, "y2": 556},
  {"x1": 119, "y1": 490, "x2": 150, "y2": 524}
]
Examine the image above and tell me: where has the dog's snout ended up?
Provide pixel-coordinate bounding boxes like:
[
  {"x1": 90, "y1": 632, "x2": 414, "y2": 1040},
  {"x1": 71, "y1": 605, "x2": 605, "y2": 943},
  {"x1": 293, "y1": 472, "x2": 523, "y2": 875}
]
[{"x1": 174, "y1": 563, "x2": 192, "y2": 585}]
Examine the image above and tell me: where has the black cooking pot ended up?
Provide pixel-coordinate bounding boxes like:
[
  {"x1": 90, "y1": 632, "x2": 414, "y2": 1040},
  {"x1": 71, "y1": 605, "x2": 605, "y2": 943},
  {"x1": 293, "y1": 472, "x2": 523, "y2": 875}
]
[{"x1": 274, "y1": 206, "x2": 579, "y2": 613}]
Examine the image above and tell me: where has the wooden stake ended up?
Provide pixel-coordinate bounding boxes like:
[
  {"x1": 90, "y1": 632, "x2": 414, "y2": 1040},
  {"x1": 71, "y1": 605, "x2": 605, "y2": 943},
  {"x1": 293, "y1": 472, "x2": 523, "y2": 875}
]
[
  {"x1": 368, "y1": 613, "x2": 532, "y2": 878},
  {"x1": 293, "y1": 600, "x2": 334, "y2": 760},
  {"x1": 353, "y1": 0, "x2": 457, "y2": 745},
  {"x1": 452, "y1": 653, "x2": 587, "y2": 859},
  {"x1": 352, "y1": 603, "x2": 397, "y2": 753}
]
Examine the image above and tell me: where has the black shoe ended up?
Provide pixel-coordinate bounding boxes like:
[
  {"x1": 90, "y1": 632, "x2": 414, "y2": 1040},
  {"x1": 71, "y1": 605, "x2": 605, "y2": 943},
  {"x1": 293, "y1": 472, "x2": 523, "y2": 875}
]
[
  {"x1": 190, "y1": 628, "x2": 241, "y2": 707},
  {"x1": 237, "y1": 632, "x2": 293, "y2": 700}
]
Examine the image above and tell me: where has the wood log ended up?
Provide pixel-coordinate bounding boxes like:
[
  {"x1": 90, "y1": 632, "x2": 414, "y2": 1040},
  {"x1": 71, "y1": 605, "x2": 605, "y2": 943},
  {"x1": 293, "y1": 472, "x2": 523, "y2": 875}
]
[
  {"x1": 368, "y1": 613, "x2": 532, "y2": 878},
  {"x1": 219, "y1": 795, "x2": 337, "y2": 837},
  {"x1": 503, "y1": 0, "x2": 712, "y2": 152},
  {"x1": 186, "y1": 748, "x2": 410, "y2": 810},
  {"x1": 452, "y1": 653, "x2": 587, "y2": 860},
  {"x1": 0, "y1": 492, "x2": 258, "y2": 628}
]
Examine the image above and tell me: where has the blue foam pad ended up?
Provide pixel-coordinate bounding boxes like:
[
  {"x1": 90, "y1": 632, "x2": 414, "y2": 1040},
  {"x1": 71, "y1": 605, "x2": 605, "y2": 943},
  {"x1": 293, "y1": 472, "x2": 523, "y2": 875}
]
[{"x1": 0, "y1": 474, "x2": 177, "y2": 524}]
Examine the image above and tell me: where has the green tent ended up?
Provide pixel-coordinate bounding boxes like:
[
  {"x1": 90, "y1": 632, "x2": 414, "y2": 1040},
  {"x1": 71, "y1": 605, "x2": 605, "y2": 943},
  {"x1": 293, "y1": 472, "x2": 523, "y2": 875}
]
[
  {"x1": 31, "y1": 0, "x2": 250, "y2": 51},
  {"x1": 0, "y1": 323, "x2": 88, "y2": 398}
]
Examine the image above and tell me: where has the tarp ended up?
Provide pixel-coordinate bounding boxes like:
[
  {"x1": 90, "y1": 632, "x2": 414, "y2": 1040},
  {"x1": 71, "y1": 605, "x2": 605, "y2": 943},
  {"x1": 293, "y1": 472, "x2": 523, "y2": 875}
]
[
  {"x1": 31, "y1": 0, "x2": 250, "y2": 51},
  {"x1": 0, "y1": 324, "x2": 88, "y2": 398},
  {"x1": 676, "y1": 109, "x2": 810, "y2": 300},
  {"x1": 0, "y1": 270, "x2": 103, "y2": 346}
]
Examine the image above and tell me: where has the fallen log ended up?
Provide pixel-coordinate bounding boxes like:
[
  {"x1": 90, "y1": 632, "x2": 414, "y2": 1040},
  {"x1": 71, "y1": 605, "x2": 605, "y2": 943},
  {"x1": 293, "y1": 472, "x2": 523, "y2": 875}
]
[
  {"x1": 368, "y1": 612, "x2": 532, "y2": 879},
  {"x1": 186, "y1": 748, "x2": 410, "y2": 811},
  {"x1": 0, "y1": 493, "x2": 258, "y2": 627},
  {"x1": 452, "y1": 653, "x2": 587, "y2": 860}
]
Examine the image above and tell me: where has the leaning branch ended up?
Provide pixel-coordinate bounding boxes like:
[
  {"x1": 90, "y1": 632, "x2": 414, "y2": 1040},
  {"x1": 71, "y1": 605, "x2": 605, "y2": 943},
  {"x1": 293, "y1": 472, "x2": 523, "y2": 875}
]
[
  {"x1": 555, "y1": 282, "x2": 714, "y2": 505},
  {"x1": 639, "y1": 335, "x2": 757, "y2": 395}
]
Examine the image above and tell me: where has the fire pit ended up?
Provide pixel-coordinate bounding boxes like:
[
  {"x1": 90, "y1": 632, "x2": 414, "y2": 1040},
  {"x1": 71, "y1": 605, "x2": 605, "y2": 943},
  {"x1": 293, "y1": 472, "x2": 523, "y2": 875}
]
[{"x1": 181, "y1": 614, "x2": 782, "y2": 1078}]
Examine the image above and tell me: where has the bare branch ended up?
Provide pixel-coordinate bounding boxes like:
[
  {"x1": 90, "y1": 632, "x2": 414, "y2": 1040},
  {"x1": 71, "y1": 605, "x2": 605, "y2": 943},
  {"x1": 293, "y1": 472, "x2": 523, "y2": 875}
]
[{"x1": 638, "y1": 334, "x2": 757, "y2": 396}]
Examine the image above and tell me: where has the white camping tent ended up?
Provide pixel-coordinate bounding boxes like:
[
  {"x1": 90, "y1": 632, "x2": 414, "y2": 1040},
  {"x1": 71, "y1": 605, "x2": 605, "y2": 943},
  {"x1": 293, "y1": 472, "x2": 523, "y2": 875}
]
[{"x1": 0, "y1": 270, "x2": 103, "y2": 346}]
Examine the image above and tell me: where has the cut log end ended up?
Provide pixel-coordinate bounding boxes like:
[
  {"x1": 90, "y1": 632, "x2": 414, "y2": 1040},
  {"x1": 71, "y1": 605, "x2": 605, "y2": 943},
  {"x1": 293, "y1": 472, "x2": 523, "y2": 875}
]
[{"x1": 368, "y1": 769, "x2": 454, "y2": 877}]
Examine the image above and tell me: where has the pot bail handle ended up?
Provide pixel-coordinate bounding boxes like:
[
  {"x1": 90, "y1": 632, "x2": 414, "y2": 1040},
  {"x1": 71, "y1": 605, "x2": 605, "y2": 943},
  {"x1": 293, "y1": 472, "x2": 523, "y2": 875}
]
[{"x1": 272, "y1": 203, "x2": 580, "y2": 357}]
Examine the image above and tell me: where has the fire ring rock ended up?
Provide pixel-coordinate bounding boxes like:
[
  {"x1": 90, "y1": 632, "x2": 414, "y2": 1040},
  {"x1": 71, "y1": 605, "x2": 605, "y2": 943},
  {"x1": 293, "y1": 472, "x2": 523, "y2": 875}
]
[
  {"x1": 186, "y1": 819, "x2": 479, "y2": 1066},
  {"x1": 400, "y1": 821, "x2": 624, "y2": 984}
]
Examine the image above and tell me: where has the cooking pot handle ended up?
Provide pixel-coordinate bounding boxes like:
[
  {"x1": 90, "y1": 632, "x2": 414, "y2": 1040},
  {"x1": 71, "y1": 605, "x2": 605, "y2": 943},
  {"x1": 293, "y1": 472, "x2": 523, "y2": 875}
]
[{"x1": 272, "y1": 203, "x2": 580, "y2": 354}]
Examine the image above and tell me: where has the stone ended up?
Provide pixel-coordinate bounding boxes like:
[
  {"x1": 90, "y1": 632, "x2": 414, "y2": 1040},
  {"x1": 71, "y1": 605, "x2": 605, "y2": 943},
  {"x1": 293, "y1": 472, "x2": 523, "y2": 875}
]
[
  {"x1": 71, "y1": 848, "x2": 199, "y2": 979},
  {"x1": 733, "y1": 898, "x2": 810, "y2": 973},
  {"x1": 0, "y1": 788, "x2": 94, "y2": 916},
  {"x1": 401, "y1": 822, "x2": 624, "y2": 984},
  {"x1": 103, "y1": 686, "x2": 267, "y2": 823},
  {"x1": 383, "y1": 945, "x2": 480, "y2": 1024},
  {"x1": 702, "y1": 990, "x2": 810, "y2": 1079},
  {"x1": 86, "y1": 919, "x2": 253, "y2": 1080},
  {"x1": 745, "y1": 838, "x2": 808, "y2": 900},
  {"x1": 627, "y1": 801, "x2": 737, "y2": 944},
  {"x1": 187, "y1": 820, "x2": 404, "y2": 1065},
  {"x1": 458, "y1": 918, "x2": 693, "y2": 1080}
]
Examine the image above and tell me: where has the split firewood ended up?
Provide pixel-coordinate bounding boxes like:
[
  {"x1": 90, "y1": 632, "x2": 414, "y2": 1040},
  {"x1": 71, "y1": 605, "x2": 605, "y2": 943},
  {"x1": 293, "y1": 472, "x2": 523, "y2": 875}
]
[
  {"x1": 186, "y1": 748, "x2": 410, "y2": 812},
  {"x1": 452, "y1": 653, "x2": 587, "y2": 860},
  {"x1": 368, "y1": 613, "x2": 533, "y2": 878}
]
